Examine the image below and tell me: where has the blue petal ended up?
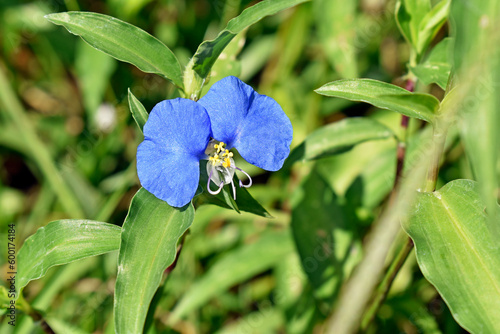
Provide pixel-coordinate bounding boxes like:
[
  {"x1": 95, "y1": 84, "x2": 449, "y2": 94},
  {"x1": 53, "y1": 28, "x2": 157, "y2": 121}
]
[
  {"x1": 199, "y1": 76, "x2": 293, "y2": 171},
  {"x1": 137, "y1": 98, "x2": 212, "y2": 207}
]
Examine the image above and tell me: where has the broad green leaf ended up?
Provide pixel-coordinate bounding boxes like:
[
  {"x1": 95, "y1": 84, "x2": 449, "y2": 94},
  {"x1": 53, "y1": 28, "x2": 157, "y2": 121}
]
[
  {"x1": 287, "y1": 117, "x2": 393, "y2": 165},
  {"x1": 411, "y1": 38, "x2": 452, "y2": 89},
  {"x1": 45, "y1": 12, "x2": 183, "y2": 88},
  {"x1": 114, "y1": 188, "x2": 194, "y2": 334},
  {"x1": 127, "y1": 88, "x2": 148, "y2": 133},
  {"x1": 168, "y1": 230, "x2": 294, "y2": 324},
  {"x1": 315, "y1": 79, "x2": 440, "y2": 123},
  {"x1": 405, "y1": 180, "x2": 500, "y2": 333},
  {"x1": 195, "y1": 160, "x2": 271, "y2": 218},
  {"x1": 292, "y1": 171, "x2": 362, "y2": 314},
  {"x1": 314, "y1": 0, "x2": 358, "y2": 78},
  {"x1": 191, "y1": 0, "x2": 310, "y2": 80},
  {"x1": 16, "y1": 220, "x2": 121, "y2": 296}
]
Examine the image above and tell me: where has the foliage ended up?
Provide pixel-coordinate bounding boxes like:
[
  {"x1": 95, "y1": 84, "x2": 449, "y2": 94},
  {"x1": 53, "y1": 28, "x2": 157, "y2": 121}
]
[{"x1": 0, "y1": 0, "x2": 498, "y2": 333}]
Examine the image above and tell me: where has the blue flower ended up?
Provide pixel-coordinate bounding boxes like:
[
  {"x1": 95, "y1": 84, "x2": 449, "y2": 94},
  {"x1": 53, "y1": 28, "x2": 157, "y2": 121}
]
[{"x1": 137, "y1": 76, "x2": 293, "y2": 207}]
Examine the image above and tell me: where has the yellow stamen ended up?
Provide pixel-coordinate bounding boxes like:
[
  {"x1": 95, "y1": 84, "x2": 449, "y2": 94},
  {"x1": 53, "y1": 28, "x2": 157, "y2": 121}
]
[
  {"x1": 214, "y1": 142, "x2": 226, "y2": 153},
  {"x1": 222, "y1": 149, "x2": 233, "y2": 158},
  {"x1": 209, "y1": 155, "x2": 221, "y2": 165},
  {"x1": 223, "y1": 157, "x2": 231, "y2": 168}
]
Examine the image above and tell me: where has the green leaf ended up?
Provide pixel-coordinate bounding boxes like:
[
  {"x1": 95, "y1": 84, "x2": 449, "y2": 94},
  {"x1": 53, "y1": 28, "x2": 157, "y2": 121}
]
[
  {"x1": 191, "y1": 0, "x2": 310, "y2": 80},
  {"x1": 287, "y1": 117, "x2": 393, "y2": 165},
  {"x1": 405, "y1": 180, "x2": 500, "y2": 333},
  {"x1": 201, "y1": 32, "x2": 245, "y2": 96},
  {"x1": 127, "y1": 88, "x2": 148, "y2": 133},
  {"x1": 114, "y1": 188, "x2": 194, "y2": 334},
  {"x1": 195, "y1": 160, "x2": 271, "y2": 218},
  {"x1": 396, "y1": 0, "x2": 450, "y2": 56},
  {"x1": 395, "y1": 0, "x2": 431, "y2": 49},
  {"x1": 411, "y1": 37, "x2": 452, "y2": 89},
  {"x1": 315, "y1": 79, "x2": 440, "y2": 123},
  {"x1": 416, "y1": 0, "x2": 450, "y2": 55},
  {"x1": 168, "y1": 230, "x2": 294, "y2": 324},
  {"x1": 45, "y1": 12, "x2": 183, "y2": 88},
  {"x1": 292, "y1": 171, "x2": 361, "y2": 314},
  {"x1": 17, "y1": 220, "x2": 121, "y2": 296}
]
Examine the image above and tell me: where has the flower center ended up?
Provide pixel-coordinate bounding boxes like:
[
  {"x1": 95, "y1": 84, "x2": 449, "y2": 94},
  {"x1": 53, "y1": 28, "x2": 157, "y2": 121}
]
[{"x1": 205, "y1": 140, "x2": 252, "y2": 199}]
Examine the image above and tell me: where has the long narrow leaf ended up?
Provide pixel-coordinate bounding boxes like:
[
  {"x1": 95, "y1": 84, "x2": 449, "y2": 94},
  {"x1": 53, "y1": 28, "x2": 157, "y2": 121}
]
[
  {"x1": 128, "y1": 89, "x2": 148, "y2": 133},
  {"x1": 191, "y1": 0, "x2": 310, "y2": 79},
  {"x1": 17, "y1": 220, "x2": 121, "y2": 296},
  {"x1": 315, "y1": 79, "x2": 440, "y2": 123},
  {"x1": 114, "y1": 188, "x2": 194, "y2": 334},
  {"x1": 46, "y1": 12, "x2": 184, "y2": 88}
]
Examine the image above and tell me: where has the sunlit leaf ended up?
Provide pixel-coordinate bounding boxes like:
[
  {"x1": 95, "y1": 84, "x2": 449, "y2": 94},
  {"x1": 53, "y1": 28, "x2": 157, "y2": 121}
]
[
  {"x1": 396, "y1": 0, "x2": 450, "y2": 56},
  {"x1": 46, "y1": 12, "x2": 184, "y2": 88},
  {"x1": 405, "y1": 180, "x2": 500, "y2": 333},
  {"x1": 191, "y1": 0, "x2": 310, "y2": 80},
  {"x1": 315, "y1": 79, "x2": 440, "y2": 123},
  {"x1": 114, "y1": 188, "x2": 194, "y2": 334},
  {"x1": 411, "y1": 37, "x2": 452, "y2": 89},
  {"x1": 17, "y1": 220, "x2": 121, "y2": 296}
]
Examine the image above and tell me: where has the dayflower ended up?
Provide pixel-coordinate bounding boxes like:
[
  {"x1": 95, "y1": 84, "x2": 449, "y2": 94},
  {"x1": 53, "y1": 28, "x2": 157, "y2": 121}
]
[{"x1": 137, "y1": 76, "x2": 293, "y2": 207}]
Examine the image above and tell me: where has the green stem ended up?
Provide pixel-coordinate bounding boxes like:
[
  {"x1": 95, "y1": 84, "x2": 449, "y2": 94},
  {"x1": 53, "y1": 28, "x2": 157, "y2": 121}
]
[
  {"x1": 360, "y1": 237, "x2": 414, "y2": 330},
  {"x1": 0, "y1": 65, "x2": 84, "y2": 218},
  {"x1": 425, "y1": 120, "x2": 447, "y2": 192},
  {"x1": 17, "y1": 294, "x2": 55, "y2": 334}
]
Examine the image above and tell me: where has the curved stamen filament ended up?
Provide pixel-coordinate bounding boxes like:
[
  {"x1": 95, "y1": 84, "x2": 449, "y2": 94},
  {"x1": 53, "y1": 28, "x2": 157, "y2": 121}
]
[
  {"x1": 224, "y1": 166, "x2": 236, "y2": 200},
  {"x1": 207, "y1": 170, "x2": 224, "y2": 195},
  {"x1": 236, "y1": 167, "x2": 253, "y2": 188}
]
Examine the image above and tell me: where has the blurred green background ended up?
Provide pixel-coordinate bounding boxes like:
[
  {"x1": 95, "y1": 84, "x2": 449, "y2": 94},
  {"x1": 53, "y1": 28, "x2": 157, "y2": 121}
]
[{"x1": 0, "y1": 0, "x2": 471, "y2": 333}]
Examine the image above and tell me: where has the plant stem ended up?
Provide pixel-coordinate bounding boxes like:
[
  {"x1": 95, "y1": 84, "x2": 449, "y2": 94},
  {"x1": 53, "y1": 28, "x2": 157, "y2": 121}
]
[
  {"x1": 394, "y1": 78, "x2": 414, "y2": 186},
  {"x1": 17, "y1": 294, "x2": 56, "y2": 334},
  {"x1": 360, "y1": 237, "x2": 414, "y2": 330},
  {"x1": 0, "y1": 65, "x2": 84, "y2": 218}
]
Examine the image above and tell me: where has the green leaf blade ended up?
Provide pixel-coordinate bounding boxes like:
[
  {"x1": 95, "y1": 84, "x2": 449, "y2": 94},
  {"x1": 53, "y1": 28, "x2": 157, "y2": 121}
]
[
  {"x1": 315, "y1": 79, "x2": 439, "y2": 123},
  {"x1": 17, "y1": 220, "x2": 121, "y2": 295},
  {"x1": 405, "y1": 180, "x2": 500, "y2": 333},
  {"x1": 46, "y1": 12, "x2": 183, "y2": 88},
  {"x1": 127, "y1": 89, "x2": 148, "y2": 133},
  {"x1": 114, "y1": 188, "x2": 194, "y2": 334},
  {"x1": 192, "y1": 0, "x2": 310, "y2": 79},
  {"x1": 411, "y1": 37, "x2": 452, "y2": 89}
]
